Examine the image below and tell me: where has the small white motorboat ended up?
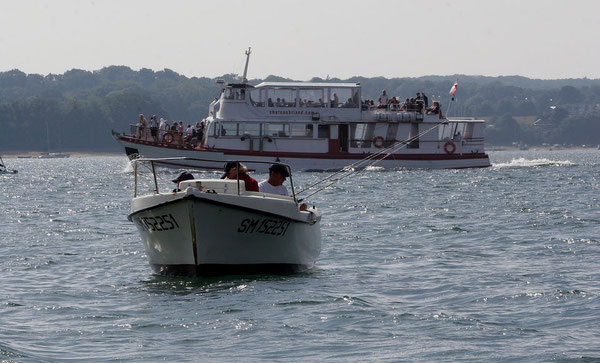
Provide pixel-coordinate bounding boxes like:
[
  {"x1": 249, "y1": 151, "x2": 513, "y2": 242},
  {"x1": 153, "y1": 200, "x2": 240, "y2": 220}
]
[
  {"x1": 128, "y1": 157, "x2": 321, "y2": 276},
  {"x1": 0, "y1": 156, "x2": 17, "y2": 174}
]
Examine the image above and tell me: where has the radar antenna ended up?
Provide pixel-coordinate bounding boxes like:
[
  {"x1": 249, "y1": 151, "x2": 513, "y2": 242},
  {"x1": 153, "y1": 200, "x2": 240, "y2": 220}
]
[{"x1": 242, "y1": 47, "x2": 252, "y2": 85}]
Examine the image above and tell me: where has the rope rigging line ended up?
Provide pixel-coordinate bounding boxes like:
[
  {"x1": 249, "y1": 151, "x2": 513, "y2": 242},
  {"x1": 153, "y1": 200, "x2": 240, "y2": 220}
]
[{"x1": 296, "y1": 121, "x2": 446, "y2": 201}]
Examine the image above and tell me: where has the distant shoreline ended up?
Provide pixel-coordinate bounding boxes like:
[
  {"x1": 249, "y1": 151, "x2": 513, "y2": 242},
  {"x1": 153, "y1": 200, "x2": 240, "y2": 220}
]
[
  {"x1": 2, "y1": 147, "x2": 597, "y2": 158},
  {"x1": 1, "y1": 151, "x2": 124, "y2": 158}
]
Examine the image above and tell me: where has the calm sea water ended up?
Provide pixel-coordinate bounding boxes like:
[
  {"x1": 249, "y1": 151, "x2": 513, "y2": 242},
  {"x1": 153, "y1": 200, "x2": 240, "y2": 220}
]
[{"x1": 1, "y1": 150, "x2": 599, "y2": 361}]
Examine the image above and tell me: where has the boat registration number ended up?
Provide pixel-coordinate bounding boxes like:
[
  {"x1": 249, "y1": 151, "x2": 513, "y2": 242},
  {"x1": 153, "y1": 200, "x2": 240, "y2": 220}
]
[
  {"x1": 135, "y1": 214, "x2": 180, "y2": 232},
  {"x1": 237, "y1": 218, "x2": 291, "y2": 236}
]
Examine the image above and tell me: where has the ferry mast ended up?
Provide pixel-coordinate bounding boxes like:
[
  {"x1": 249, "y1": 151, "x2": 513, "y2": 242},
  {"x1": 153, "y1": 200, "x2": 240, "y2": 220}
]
[{"x1": 242, "y1": 47, "x2": 251, "y2": 85}]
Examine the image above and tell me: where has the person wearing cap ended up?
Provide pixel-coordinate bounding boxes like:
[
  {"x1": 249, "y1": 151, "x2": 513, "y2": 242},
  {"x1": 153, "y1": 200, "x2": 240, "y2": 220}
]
[
  {"x1": 221, "y1": 162, "x2": 259, "y2": 192},
  {"x1": 172, "y1": 172, "x2": 194, "y2": 192},
  {"x1": 258, "y1": 164, "x2": 289, "y2": 196}
]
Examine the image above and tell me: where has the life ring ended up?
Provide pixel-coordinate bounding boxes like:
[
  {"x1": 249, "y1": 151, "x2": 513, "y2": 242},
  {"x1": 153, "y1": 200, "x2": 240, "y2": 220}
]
[
  {"x1": 373, "y1": 136, "x2": 385, "y2": 148},
  {"x1": 163, "y1": 133, "x2": 174, "y2": 144},
  {"x1": 444, "y1": 140, "x2": 456, "y2": 154}
]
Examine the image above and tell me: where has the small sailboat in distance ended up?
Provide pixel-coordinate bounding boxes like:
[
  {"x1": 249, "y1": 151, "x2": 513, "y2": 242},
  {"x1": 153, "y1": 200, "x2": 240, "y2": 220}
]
[
  {"x1": 0, "y1": 155, "x2": 17, "y2": 174},
  {"x1": 39, "y1": 119, "x2": 70, "y2": 158}
]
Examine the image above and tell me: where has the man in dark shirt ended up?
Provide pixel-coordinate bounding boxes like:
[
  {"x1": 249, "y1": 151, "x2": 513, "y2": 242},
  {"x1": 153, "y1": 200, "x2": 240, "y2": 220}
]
[{"x1": 221, "y1": 162, "x2": 259, "y2": 192}]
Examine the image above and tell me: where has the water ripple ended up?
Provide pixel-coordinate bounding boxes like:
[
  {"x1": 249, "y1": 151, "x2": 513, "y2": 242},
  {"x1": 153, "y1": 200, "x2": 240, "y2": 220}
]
[{"x1": 1, "y1": 151, "x2": 599, "y2": 360}]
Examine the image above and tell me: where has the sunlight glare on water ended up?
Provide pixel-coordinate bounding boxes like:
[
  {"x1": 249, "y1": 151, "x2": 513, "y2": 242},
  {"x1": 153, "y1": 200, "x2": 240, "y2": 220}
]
[{"x1": 1, "y1": 149, "x2": 599, "y2": 361}]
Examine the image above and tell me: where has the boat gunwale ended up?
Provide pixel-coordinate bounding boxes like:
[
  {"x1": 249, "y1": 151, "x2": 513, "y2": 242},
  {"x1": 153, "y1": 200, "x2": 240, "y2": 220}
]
[{"x1": 128, "y1": 192, "x2": 320, "y2": 225}]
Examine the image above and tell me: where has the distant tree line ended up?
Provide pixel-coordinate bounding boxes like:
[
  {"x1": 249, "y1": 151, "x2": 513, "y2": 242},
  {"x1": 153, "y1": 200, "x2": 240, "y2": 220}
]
[{"x1": 0, "y1": 67, "x2": 599, "y2": 152}]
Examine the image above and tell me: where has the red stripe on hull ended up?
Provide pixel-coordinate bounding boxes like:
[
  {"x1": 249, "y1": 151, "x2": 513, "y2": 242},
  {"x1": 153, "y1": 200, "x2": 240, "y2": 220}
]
[{"x1": 116, "y1": 135, "x2": 489, "y2": 162}]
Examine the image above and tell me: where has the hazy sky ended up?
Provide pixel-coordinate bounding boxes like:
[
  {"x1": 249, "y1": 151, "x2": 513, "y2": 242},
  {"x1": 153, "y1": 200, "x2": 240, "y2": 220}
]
[{"x1": 1, "y1": 0, "x2": 599, "y2": 80}]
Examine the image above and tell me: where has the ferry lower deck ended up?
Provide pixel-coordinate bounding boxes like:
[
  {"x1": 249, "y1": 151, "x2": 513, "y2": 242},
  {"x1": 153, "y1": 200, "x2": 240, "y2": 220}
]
[{"x1": 114, "y1": 133, "x2": 491, "y2": 171}]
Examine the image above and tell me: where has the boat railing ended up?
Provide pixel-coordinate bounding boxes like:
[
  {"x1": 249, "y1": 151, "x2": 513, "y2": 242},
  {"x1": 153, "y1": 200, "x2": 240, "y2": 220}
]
[
  {"x1": 127, "y1": 124, "x2": 204, "y2": 147},
  {"x1": 132, "y1": 157, "x2": 298, "y2": 203}
]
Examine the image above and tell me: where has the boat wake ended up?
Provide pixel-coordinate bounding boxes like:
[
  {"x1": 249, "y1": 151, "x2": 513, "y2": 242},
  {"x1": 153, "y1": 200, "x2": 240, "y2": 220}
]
[
  {"x1": 122, "y1": 160, "x2": 134, "y2": 173},
  {"x1": 493, "y1": 157, "x2": 575, "y2": 168}
]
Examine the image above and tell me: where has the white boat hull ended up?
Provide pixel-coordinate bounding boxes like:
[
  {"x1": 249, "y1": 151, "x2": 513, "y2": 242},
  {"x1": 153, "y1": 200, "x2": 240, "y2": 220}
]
[
  {"x1": 115, "y1": 135, "x2": 491, "y2": 171},
  {"x1": 129, "y1": 187, "x2": 321, "y2": 276}
]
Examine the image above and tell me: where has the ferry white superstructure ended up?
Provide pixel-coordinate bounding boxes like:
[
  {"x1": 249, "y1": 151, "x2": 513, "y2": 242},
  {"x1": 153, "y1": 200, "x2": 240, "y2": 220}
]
[{"x1": 113, "y1": 51, "x2": 490, "y2": 171}]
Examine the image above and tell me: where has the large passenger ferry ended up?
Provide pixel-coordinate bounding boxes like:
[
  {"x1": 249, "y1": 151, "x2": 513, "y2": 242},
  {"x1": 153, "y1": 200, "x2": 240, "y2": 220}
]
[{"x1": 113, "y1": 49, "x2": 490, "y2": 171}]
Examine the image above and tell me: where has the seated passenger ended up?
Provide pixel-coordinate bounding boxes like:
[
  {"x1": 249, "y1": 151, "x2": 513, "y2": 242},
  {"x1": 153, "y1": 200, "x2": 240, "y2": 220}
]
[
  {"x1": 258, "y1": 164, "x2": 289, "y2": 196},
  {"x1": 268, "y1": 98, "x2": 274, "y2": 107},
  {"x1": 221, "y1": 162, "x2": 259, "y2": 192},
  {"x1": 331, "y1": 93, "x2": 339, "y2": 108},
  {"x1": 399, "y1": 98, "x2": 409, "y2": 111},
  {"x1": 426, "y1": 101, "x2": 441, "y2": 114}
]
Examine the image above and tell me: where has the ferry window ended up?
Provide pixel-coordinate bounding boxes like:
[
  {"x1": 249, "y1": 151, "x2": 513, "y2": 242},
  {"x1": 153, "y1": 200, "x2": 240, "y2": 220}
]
[
  {"x1": 439, "y1": 124, "x2": 453, "y2": 140},
  {"x1": 269, "y1": 88, "x2": 296, "y2": 107},
  {"x1": 220, "y1": 123, "x2": 238, "y2": 136},
  {"x1": 330, "y1": 88, "x2": 359, "y2": 108},
  {"x1": 299, "y1": 89, "x2": 325, "y2": 108},
  {"x1": 318, "y1": 125, "x2": 329, "y2": 138},
  {"x1": 224, "y1": 88, "x2": 235, "y2": 100},
  {"x1": 350, "y1": 123, "x2": 375, "y2": 147},
  {"x1": 249, "y1": 89, "x2": 264, "y2": 107},
  {"x1": 266, "y1": 123, "x2": 289, "y2": 137},
  {"x1": 291, "y1": 124, "x2": 313, "y2": 138},
  {"x1": 239, "y1": 123, "x2": 261, "y2": 136}
]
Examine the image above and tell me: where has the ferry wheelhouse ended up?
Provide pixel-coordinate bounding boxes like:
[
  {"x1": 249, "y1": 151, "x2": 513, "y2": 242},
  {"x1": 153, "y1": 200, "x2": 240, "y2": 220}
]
[{"x1": 113, "y1": 50, "x2": 490, "y2": 171}]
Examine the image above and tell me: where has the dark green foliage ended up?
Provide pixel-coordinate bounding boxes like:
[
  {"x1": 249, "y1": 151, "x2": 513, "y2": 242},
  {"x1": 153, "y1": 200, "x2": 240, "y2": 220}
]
[
  {"x1": 486, "y1": 114, "x2": 521, "y2": 144},
  {"x1": 0, "y1": 68, "x2": 599, "y2": 151}
]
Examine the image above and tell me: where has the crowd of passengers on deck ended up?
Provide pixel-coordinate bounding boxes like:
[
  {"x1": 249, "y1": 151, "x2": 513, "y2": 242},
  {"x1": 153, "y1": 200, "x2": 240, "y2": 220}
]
[
  {"x1": 252, "y1": 89, "x2": 441, "y2": 115},
  {"x1": 264, "y1": 92, "x2": 361, "y2": 109},
  {"x1": 362, "y1": 90, "x2": 441, "y2": 115},
  {"x1": 134, "y1": 114, "x2": 206, "y2": 146}
]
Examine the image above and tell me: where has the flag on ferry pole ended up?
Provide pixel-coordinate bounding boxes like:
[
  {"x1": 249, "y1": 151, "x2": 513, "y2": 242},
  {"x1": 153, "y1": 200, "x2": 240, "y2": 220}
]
[{"x1": 449, "y1": 81, "x2": 458, "y2": 101}]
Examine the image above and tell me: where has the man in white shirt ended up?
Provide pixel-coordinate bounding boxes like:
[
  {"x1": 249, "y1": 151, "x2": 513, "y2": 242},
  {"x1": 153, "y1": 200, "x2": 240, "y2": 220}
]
[
  {"x1": 158, "y1": 118, "x2": 167, "y2": 142},
  {"x1": 378, "y1": 90, "x2": 388, "y2": 107},
  {"x1": 258, "y1": 164, "x2": 289, "y2": 196},
  {"x1": 185, "y1": 124, "x2": 194, "y2": 141}
]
